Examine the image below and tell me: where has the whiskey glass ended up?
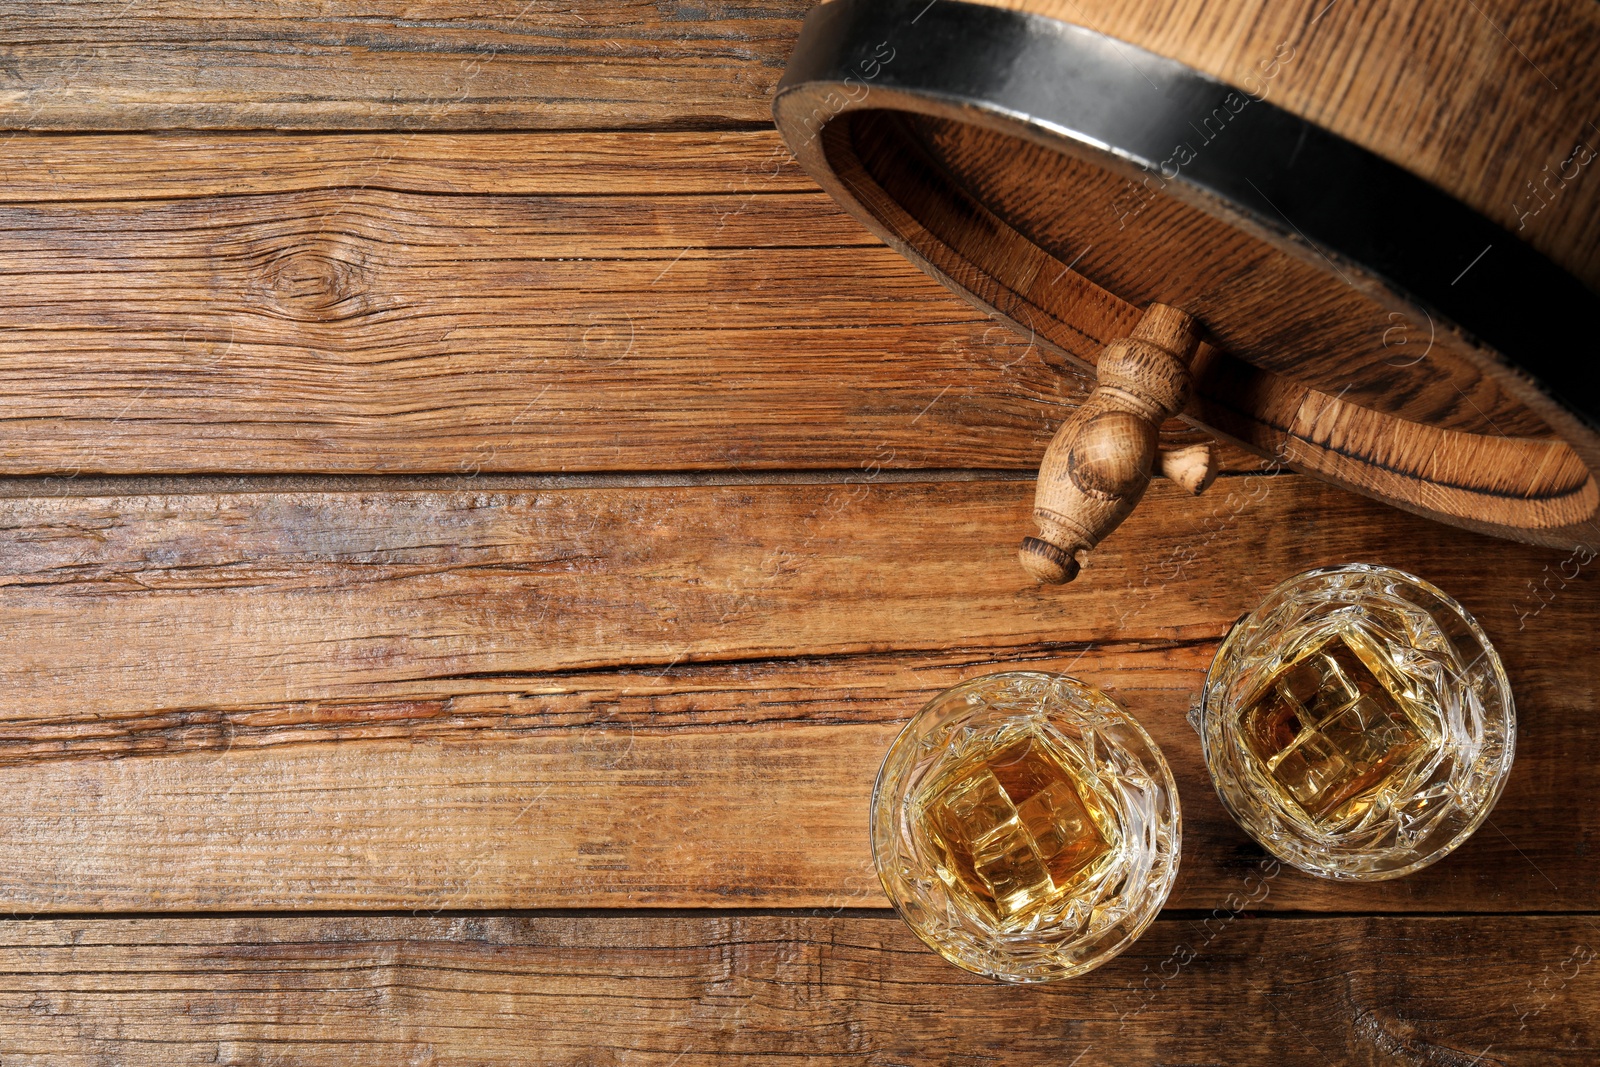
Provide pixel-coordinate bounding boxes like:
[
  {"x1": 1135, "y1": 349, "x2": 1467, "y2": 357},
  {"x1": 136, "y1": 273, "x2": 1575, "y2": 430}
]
[
  {"x1": 871, "y1": 672, "x2": 1180, "y2": 983},
  {"x1": 1194, "y1": 563, "x2": 1515, "y2": 880}
]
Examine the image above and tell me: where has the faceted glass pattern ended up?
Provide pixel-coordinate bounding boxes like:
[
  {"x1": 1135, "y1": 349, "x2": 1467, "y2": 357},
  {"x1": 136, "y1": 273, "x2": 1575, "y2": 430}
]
[
  {"x1": 1196, "y1": 564, "x2": 1515, "y2": 881},
  {"x1": 872, "y1": 672, "x2": 1180, "y2": 983}
]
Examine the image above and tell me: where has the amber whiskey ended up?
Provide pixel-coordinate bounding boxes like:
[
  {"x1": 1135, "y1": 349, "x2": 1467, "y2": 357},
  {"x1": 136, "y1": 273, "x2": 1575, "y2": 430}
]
[
  {"x1": 912, "y1": 730, "x2": 1117, "y2": 928},
  {"x1": 1235, "y1": 625, "x2": 1439, "y2": 827},
  {"x1": 1197, "y1": 565, "x2": 1515, "y2": 882}
]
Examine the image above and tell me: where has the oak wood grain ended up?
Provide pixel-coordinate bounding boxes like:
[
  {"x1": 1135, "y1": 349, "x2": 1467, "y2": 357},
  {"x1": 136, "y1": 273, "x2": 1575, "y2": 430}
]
[
  {"x1": 0, "y1": 476, "x2": 1591, "y2": 913},
  {"x1": 960, "y1": 0, "x2": 1600, "y2": 289},
  {"x1": 1022, "y1": 303, "x2": 1206, "y2": 584},
  {"x1": 14, "y1": 0, "x2": 1590, "y2": 288},
  {"x1": 0, "y1": 130, "x2": 1130, "y2": 476},
  {"x1": 0, "y1": 1, "x2": 804, "y2": 132},
  {"x1": 803, "y1": 102, "x2": 1600, "y2": 550},
  {"x1": 0, "y1": 4, "x2": 1591, "y2": 1060},
  {"x1": 0, "y1": 914, "x2": 1592, "y2": 1065},
  {"x1": 0, "y1": 130, "x2": 820, "y2": 201}
]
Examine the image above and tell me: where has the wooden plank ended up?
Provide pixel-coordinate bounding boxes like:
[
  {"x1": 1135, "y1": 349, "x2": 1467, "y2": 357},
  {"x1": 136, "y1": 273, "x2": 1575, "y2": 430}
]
[
  {"x1": 0, "y1": 129, "x2": 1124, "y2": 476},
  {"x1": 0, "y1": 1, "x2": 803, "y2": 131},
  {"x1": 0, "y1": 914, "x2": 1592, "y2": 1064},
  {"x1": 0, "y1": 476, "x2": 1592, "y2": 912},
  {"x1": 0, "y1": 131, "x2": 820, "y2": 201}
]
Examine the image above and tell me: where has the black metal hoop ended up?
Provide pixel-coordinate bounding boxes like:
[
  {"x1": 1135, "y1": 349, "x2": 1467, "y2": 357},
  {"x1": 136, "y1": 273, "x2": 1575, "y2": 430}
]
[{"x1": 774, "y1": 0, "x2": 1600, "y2": 432}]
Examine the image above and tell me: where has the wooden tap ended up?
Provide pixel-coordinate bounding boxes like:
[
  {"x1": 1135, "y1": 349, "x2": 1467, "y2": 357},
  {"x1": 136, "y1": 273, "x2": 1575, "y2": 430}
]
[{"x1": 1019, "y1": 303, "x2": 1217, "y2": 584}]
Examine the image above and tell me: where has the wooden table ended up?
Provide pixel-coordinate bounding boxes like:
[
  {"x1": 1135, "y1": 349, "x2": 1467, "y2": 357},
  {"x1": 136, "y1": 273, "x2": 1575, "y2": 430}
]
[{"x1": 0, "y1": 4, "x2": 1595, "y2": 1063}]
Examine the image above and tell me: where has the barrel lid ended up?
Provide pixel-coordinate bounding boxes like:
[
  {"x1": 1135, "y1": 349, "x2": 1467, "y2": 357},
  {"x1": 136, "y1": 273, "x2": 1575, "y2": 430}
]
[{"x1": 774, "y1": 0, "x2": 1600, "y2": 550}]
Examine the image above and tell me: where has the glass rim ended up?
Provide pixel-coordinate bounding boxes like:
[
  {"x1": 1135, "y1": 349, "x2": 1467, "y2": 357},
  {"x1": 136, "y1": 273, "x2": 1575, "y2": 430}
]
[
  {"x1": 1197, "y1": 562, "x2": 1516, "y2": 882},
  {"x1": 870, "y1": 670, "x2": 1181, "y2": 982}
]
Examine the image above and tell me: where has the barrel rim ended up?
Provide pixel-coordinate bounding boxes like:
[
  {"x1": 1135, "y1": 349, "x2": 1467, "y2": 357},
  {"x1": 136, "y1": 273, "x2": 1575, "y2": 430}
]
[{"x1": 772, "y1": 0, "x2": 1600, "y2": 548}]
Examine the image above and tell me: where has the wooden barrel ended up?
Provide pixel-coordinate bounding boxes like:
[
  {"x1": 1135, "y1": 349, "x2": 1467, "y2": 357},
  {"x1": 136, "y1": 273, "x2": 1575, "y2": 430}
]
[{"x1": 773, "y1": 0, "x2": 1600, "y2": 556}]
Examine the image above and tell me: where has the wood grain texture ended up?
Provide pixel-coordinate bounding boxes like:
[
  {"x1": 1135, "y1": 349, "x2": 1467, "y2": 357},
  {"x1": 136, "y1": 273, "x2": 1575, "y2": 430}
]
[
  {"x1": 962, "y1": 0, "x2": 1600, "y2": 288},
  {"x1": 794, "y1": 95, "x2": 1600, "y2": 548},
  {"x1": 0, "y1": 914, "x2": 1593, "y2": 1065},
  {"x1": 0, "y1": 129, "x2": 1142, "y2": 476},
  {"x1": 15, "y1": 0, "x2": 1592, "y2": 287},
  {"x1": 0, "y1": 130, "x2": 821, "y2": 201},
  {"x1": 0, "y1": 4, "x2": 1591, "y2": 1060},
  {"x1": 1022, "y1": 303, "x2": 1205, "y2": 584},
  {"x1": 0, "y1": 1, "x2": 803, "y2": 132},
  {"x1": 0, "y1": 476, "x2": 1592, "y2": 912}
]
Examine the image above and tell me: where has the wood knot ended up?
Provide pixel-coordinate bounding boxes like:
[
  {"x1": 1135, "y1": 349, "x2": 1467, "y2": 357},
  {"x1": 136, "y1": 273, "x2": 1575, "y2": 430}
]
[{"x1": 258, "y1": 232, "x2": 376, "y2": 322}]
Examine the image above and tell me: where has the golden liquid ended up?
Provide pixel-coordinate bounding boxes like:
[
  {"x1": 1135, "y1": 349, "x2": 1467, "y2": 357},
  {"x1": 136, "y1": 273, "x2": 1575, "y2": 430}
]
[
  {"x1": 914, "y1": 731, "x2": 1116, "y2": 927},
  {"x1": 1236, "y1": 626, "x2": 1438, "y2": 826}
]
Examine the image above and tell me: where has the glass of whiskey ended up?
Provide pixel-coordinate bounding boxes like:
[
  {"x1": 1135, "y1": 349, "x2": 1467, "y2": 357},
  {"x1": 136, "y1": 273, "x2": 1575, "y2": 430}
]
[
  {"x1": 1195, "y1": 564, "x2": 1515, "y2": 880},
  {"x1": 871, "y1": 672, "x2": 1180, "y2": 982}
]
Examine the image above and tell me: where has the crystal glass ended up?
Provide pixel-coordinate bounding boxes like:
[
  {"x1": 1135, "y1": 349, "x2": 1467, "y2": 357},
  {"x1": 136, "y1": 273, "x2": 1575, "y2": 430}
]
[
  {"x1": 871, "y1": 671, "x2": 1180, "y2": 983},
  {"x1": 1194, "y1": 563, "x2": 1515, "y2": 880}
]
